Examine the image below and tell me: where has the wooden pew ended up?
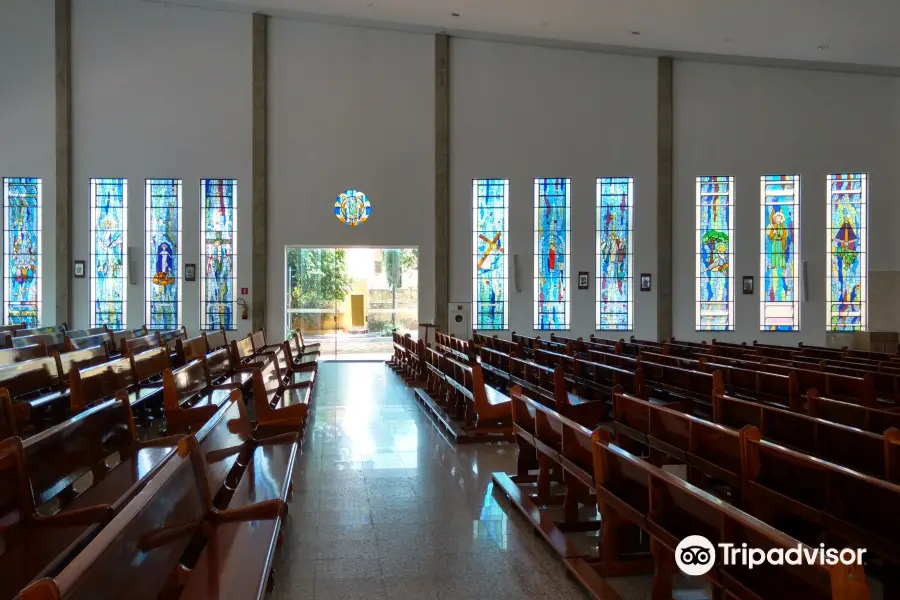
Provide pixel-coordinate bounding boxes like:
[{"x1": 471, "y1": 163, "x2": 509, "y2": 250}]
[
  {"x1": 231, "y1": 336, "x2": 272, "y2": 369},
  {"x1": 16, "y1": 325, "x2": 65, "y2": 337},
  {"x1": 122, "y1": 332, "x2": 161, "y2": 358},
  {"x1": 13, "y1": 333, "x2": 66, "y2": 354},
  {"x1": 176, "y1": 333, "x2": 209, "y2": 364},
  {"x1": 162, "y1": 359, "x2": 233, "y2": 433},
  {"x1": 0, "y1": 358, "x2": 67, "y2": 433},
  {"x1": 251, "y1": 357, "x2": 311, "y2": 432},
  {"x1": 702, "y1": 359, "x2": 802, "y2": 411},
  {"x1": 250, "y1": 329, "x2": 284, "y2": 358},
  {"x1": 714, "y1": 392, "x2": 900, "y2": 482},
  {"x1": 158, "y1": 326, "x2": 187, "y2": 354},
  {"x1": 204, "y1": 328, "x2": 229, "y2": 352},
  {"x1": 0, "y1": 392, "x2": 182, "y2": 598},
  {"x1": 0, "y1": 344, "x2": 48, "y2": 366},
  {"x1": 204, "y1": 346, "x2": 253, "y2": 391},
  {"x1": 55, "y1": 346, "x2": 111, "y2": 382},
  {"x1": 390, "y1": 333, "x2": 420, "y2": 383},
  {"x1": 589, "y1": 435, "x2": 869, "y2": 600},
  {"x1": 64, "y1": 327, "x2": 107, "y2": 340},
  {"x1": 284, "y1": 332, "x2": 318, "y2": 372},
  {"x1": 19, "y1": 391, "x2": 298, "y2": 600},
  {"x1": 477, "y1": 345, "x2": 514, "y2": 387},
  {"x1": 807, "y1": 389, "x2": 900, "y2": 434},
  {"x1": 442, "y1": 355, "x2": 512, "y2": 434},
  {"x1": 68, "y1": 355, "x2": 162, "y2": 414},
  {"x1": 65, "y1": 331, "x2": 115, "y2": 355},
  {"x1": 634, "y1": 359, "x2": 725, "y2": 417},
  {"x1": 759, "y1": 363, "x2": 877, "y2": 408},
  {"x1": 108, "y1": 329, "x2": 134, "y2": 354}
]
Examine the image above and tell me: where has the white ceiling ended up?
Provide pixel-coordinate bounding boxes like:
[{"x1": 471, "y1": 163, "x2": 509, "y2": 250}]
[{"x1": 164, "y1": 0, "x2": 900, "y2": 71}]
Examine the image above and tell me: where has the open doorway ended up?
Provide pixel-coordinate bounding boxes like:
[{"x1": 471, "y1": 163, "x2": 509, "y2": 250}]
[{"x1": 285, "y1": 247, "x2": 419, "y2": 360}]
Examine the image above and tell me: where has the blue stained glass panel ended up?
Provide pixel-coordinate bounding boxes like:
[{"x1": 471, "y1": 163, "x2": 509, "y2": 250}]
[
  {"x1": 827, "y1": 173, "x2": 867, "y2": 331},
  {"x1": 3, "y1": 178, "x2": 41, "y2": 326},
  {"x1": 201, "y1": 179, "x2": 237, "y2": 330},
  {"x1": 473, "y1": 179, "x2": 509, "y2": 330},
  {"x1": 760, "y1": 175, "x2": 800, "y2": 331},
  {"x1": 596, "y1": 177, "x2": 633, "y2": 330},
  {"x1": 696, "y1": 176, "x2": 734, "y2": 331},
  {"x1": 90, "y1": 178, "x2": 127, "y2": 328},
  {"x1": 146, "y1": 179, "x2": 182, "y2": 330},
  {"x1": 534, "y1": 178, "x2": 570, "y2": 330}
]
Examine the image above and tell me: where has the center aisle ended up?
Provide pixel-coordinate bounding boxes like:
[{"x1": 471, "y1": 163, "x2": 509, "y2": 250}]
[{"x1": 271, "y1": 362, "x2": 592, "y2": 600}]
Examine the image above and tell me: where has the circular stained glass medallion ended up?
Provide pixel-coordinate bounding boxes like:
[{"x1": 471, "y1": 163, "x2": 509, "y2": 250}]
[{"x1": 334, "y1": 189, "x2": 371, "y2": 227}]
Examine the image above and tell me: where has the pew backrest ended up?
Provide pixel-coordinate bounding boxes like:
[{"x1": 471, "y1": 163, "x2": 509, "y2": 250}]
[
  {"x1": 65, "y1": 331, "x2": 115, "y2": 354},
  {"x1": 16, "y1": 324, "x2": 65, "y2": 337},
  {"x1": 130, "y1": 347, "x2": 171, "y2": 383},
  {"x1": 55, "y1": 346, "x2": 111, "y2": 379},
  {"x1": 13, "y1": 332, "x2": 66, "y2": 353},
  {"x1": 176, "y1": 334, "x2": 208, "y2": 364},
  {"x1": 0, "y1": 357, "x2": 61, "y2": 399},
  {"x1": 0, "y1": 343, "x2": 47, "y2": 366},
  {"x1": 122, "y1": 332, "x2": 161, "y2": 358},
  {"x1": 203, "y1": 329, "x2": 228, "y2": 351},
  {"x1": 69, "y1": 357, "x2": 136, "y2": 411}
]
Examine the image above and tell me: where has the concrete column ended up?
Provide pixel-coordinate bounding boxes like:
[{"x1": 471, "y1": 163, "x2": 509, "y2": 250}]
[
  {"x1": 656, "y1": 57, "x2": 674, "y2": 341},
  {"x1": 252, "y1": 13, "x2": 268, "y2": 331},
  {"x1": 55, "y1": 0, "x2": 72, "y2": 327},
  {"x1": 434, "y1": 34, "x2": 450, "y2": 331}
]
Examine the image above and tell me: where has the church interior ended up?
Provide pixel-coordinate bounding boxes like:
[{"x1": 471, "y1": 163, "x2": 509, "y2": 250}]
[{"x1": 2, "y1": 0, "x2": 899, "y2": 598}]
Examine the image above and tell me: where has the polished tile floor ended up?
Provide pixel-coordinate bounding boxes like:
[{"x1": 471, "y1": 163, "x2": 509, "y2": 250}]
[{"x1": 271, "y1": 362, "x2": 593, "y2": 600}]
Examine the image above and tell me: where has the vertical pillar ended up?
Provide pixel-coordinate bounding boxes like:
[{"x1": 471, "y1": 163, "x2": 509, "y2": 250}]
[
  {"x1": 657, "y1": 57, "x2": 674, "y2": 341},
  {"x1": 55, "y1": 0, "x2": 72, "y2": 327},
  {"x1": 251, "y1": 13, "x2": 268, "y2": 332},
  {"x1": 434, "y1": 34, "x2": 450, "y2": 331}
]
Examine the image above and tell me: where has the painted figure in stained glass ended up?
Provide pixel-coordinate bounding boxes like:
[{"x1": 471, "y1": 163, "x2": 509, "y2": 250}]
[
  {"x1": 829, "y1": 174, "x2": 865, "y2": 330},
  {"x1": 760, "y1": 175, "x2": 799, "y2": 331},
  {"x1": 91, "y1": 179, "x2": 126, "y2": 328},
  {"x1": 4, "y1": 178, "x2": 41, "y2": 326},
  {"x1": 697, "y1": 176, "x2": 733, "y2": 330},
  {"x1": 596, "y1": 178, "x2": 632, "y2": 330},
  {"x1": 474, "y1": 179, "x2": 508, "y2": 330},
  {"x1": 536, "y1": 179, "x2": 569, "y2": 330},
  {"x1": 202, "y1": 180, "x2": 236, "y2": 330},
  {"x1": 335, "y1": 190, "x2": 371, "y2": 227}
]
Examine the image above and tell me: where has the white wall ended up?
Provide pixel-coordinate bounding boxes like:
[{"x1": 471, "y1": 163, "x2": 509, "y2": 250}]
[
  {"x1": 71, "y1": 0, "x2": 253, "y2": 335},
  {"x1": 267, "y1": 19, "x2": 435, "y2": 338},
  {"x1": 450, "y1": 39, "x2": 658, "y2": 340},
  {"x1": 674, "y1": 61, "x2": 900, "y2": 345},
  {"x1": 0, "y1": 0, "x2": 57, "y2": 324}
]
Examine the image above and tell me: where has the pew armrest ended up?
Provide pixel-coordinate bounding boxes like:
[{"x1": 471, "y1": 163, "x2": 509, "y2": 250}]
[
  {"x1": 139, "y1": 433, "x2": 186, "y2": 448},
  {"x1": 210, "y1": 498, "x2": 287, "y2": 523},
  {"x1": 36, "y1": 503, "x2": 114, "y2": 527}
]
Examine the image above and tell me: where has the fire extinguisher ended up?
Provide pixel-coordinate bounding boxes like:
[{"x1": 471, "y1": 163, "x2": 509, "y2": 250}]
[{"x1": 237, "y1": 298, "x2": 249, "y2": 320}]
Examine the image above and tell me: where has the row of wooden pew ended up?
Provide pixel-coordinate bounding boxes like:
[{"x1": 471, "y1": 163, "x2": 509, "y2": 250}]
[
  {"x1": 469, "y1": 331, "x2": 898, "y2": 598},
  {"x1": 0, "y1": 328, "x2": 321, "y2": 599}
]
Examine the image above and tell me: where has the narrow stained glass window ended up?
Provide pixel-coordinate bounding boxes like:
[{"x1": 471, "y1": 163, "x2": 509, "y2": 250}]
[
  {"x1": 827, "y1": 173, "x2": 867, "y2": 331},
  {"x1": 596, "y1": 177, "x2": 633, "y2": 330},
  {"x1": 3, "y1": 178, "x2": 41, "y2": 326},
  {"x1": 534, "y1": 178, "x2": 570, "y2": 330},
  {"x1": 146, "y1": 179, "x2": 182, "y2": 329},
  {"x1": 90, "y1": 178, "x2": 127, "y2": 328},
  {"x1": 473, "y1": 179, "x2": 509, "y2": 330},
  {"x1": 696, "y1": 176, "x2": 734, "y2": 331},
  {"x1": 760, "y1": 175, "x2": 800, "y2": 331},
  {"x1": 201, "y1": 179, "x2": 237, "y2": 330}
]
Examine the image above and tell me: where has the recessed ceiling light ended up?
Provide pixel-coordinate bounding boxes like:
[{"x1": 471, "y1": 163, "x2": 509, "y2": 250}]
[
  {"x1": 631, "y1": 31, "x2": 640, "y2": 35},
  {"x1": 818, "y1": 44, "x2": 830, "y2": 50},
  {"x1": 451, "y1": 12, "x2": 460, "y2": 17}
]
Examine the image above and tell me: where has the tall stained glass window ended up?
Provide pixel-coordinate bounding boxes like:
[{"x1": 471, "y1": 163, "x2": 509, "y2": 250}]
[
  {"x1": 760, "y1": 175, "x2": 800, "y2": 331},
  {"x1": 473, "y1": 179, "x2": 509, "y2": 330},
  {"x1": 145, "y1": 179, "x2": 182, "y2": 329},
  {"x1": 596, "y1": 177, "x2": 633, "y2": 330},
  {"x1": 2, "y1": 178, "x2": 41, "y2": 326},
  {"x1": 201, "y1": 179, "x2": 237, "y2": 330},
  {"x1": 827, "y1": 173, "x2": 867, "y2": 331},
  {"x1": 534, "y1": 178, "x2": 570, "y2": 330},
  {"x1": 696, "y1": 176, "x2": 734, "y2": 331},
  {"x1": 90, "y1": 178, "x2": 127, "y2": 328}
]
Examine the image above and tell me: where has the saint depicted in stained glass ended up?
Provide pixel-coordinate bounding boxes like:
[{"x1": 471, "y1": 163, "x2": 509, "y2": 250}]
[
  {"x1": 473, "y1": 179, "x2": 508, "y2": 330},
  {"x1": 335, "y1": 190, "x2": 371, "y2": 227},
  {"x1": 596, "y1": 178, "x2": 633, "y2": 330},
  {"x1": 90, "y1": 179, "x2": 127, "y2": 328},
  {"x1": 3, "y1": 178, "x2": 41, "y2": 326},
  {"x1": 146, "y1": 179, "x2": 182, "y2": 329},
  {"x1": 534, "y1": 178, "x2": 570, "y2": 330},
  {"x1": 696, "y1": 176, "x2": 734, "y2": 331},
  {"x1": 827, "y1": 173, "x2": 867, "y2": 331},
  {"x1": 760, "y1": 175, "x2": 800, "y2": 331},
  {"x1": 201, "y1": 179, "x2": 237, "y2": 330}
]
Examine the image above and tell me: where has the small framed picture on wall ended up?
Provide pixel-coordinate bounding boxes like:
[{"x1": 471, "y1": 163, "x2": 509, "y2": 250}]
[
  {"x1": 640, "y1": 273, "x2": 651, "y2": 292},
  {"x1": 743, "y1": 276, "x2": 754, "y2": 294},
  {"x1": 577, "y1": 272, "x2": 589, "y2": 290},
  {"x1": 74, "y1": 260, "x2": 85, "y2": 278},
  {"x1": 184, "y1": 263, "x2": 197, "y2": 282}
]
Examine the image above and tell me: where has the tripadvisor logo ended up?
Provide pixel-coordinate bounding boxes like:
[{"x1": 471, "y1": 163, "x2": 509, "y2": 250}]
[{"x1": 675, "y1": 535, "x2": 866, "y2": 576}]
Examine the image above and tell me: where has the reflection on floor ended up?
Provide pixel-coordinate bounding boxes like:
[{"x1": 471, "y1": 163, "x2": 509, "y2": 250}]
[{"x1": 271, "y1": 362, "x2": 594, "y2": 600}]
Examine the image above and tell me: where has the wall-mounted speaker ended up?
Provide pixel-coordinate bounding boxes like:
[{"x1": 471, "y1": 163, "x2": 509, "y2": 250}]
[
  {"x1": 514, "y1": 253, "x2": 522, "y2": 292},
  {"x1": 802, "y1": 260, "x2": 809, "y2": 301}
]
